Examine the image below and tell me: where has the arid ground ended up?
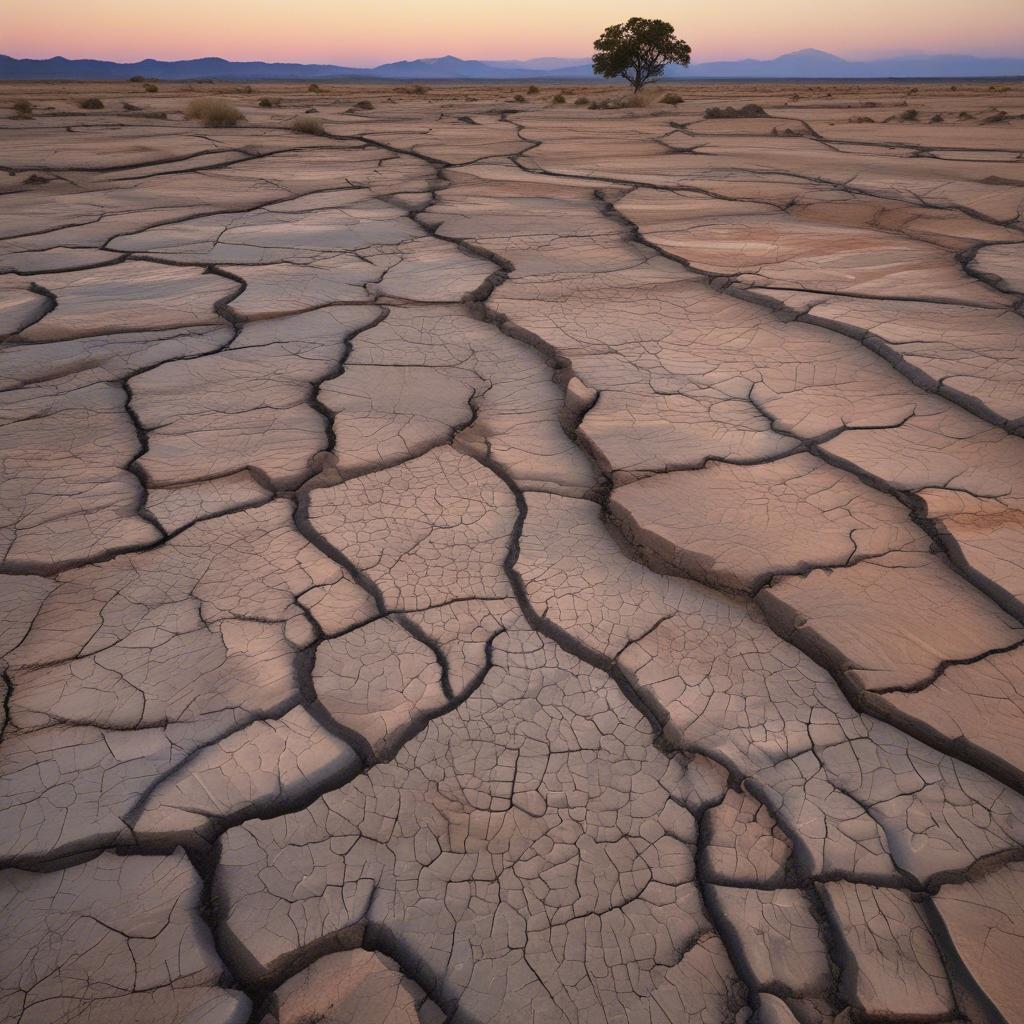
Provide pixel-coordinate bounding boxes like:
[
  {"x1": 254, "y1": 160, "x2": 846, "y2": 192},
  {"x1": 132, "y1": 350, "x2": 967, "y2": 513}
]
[{"x1": 1, "y1": 77, "x2": 1024, "y2": 1024}]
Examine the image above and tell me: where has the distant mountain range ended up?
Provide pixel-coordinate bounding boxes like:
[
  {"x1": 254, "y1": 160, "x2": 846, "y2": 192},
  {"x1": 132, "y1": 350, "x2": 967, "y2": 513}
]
[{"x1": 2, "y1": 48, "x2": 1023, "y2": 81}]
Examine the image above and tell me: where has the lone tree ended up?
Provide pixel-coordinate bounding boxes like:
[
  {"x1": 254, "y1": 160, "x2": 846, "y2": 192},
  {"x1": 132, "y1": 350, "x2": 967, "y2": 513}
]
[{"x1": 592, "y1": 17, "x2": 691, "y2": 92}]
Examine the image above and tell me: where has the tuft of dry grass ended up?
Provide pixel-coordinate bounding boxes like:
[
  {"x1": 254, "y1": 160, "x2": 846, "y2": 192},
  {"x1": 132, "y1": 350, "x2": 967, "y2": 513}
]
[
  {"x1": 704, "y1": 103, "x2": 766, "y2": 118},
  {"x1": 552, "y1": 93, "x2": 567, "y2": 104},
  {"x1": 290, "y1": 114, "x2": 327, "y2": 135},
  {"x1": 12, "y1": 99, "x2": 33, "y2": 118},
  {"x1": 660, "y1": 92, "x2": 684, "y2": 105},
  {"x1": 574, "y1": 97, "x2": 589, "y2": 106},
  {"x1": 589, "y1": 91, "x2": 655, "y2": 111},
  {"x1": 79, "y1": 97, "x2": 104, "y2": 110},
  {"x1": 527, "y1": 84, "x2": 540, "y2": 94},
  {"x1": 184, "y1": 97, "x2": 245, "y2": 127}
]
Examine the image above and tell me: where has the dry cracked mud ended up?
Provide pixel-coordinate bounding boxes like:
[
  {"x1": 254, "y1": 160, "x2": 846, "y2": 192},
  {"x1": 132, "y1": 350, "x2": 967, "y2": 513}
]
[{"x1": 1, "y1": 77, "x2": 1023, "y2": 1024}]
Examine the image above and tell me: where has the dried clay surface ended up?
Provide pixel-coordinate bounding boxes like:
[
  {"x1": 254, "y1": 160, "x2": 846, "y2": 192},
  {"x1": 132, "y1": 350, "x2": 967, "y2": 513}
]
[{"x1": 2, "y1": 77, "x2": 1024, "y2": 1024}]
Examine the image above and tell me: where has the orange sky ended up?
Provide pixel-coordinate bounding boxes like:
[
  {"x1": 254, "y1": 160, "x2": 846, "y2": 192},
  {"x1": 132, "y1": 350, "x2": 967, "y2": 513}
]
[{"x1": 5, "y1": 0, "x2": 1024, "y2": 64}]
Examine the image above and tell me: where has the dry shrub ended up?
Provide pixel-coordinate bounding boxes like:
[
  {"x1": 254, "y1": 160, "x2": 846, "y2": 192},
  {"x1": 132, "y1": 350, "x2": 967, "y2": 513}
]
[
  {"x1": 574, "y1": 96, "x2": 589, "y2": 106},
  {"x1": 660, "y1": 92, "x2": 684, "y2": 105},
  {"x1": 143, "y1": 82, "x2": 158, "y2": 93},
  {"x1": 930, "y1": 113, "x2": 944, "y2": 123},
  {"x1": 589, "y1": 91, "x2": 654, "y2": 111},
  {"x1": 307, "y1": 83, "x2": 321, "y2": 93},
  {"x1": 122, "y1": 101, "x2": 142, "y2": 111},
  {"x1": 898, "y1": 108, "x2": 919, "y2": 121},
  {"x1": 12, "y1": 99, "x2": 33, "y2": 118},
  {"x1": 79, "y1": 97, "x2": 104, "y2": 109},
  {"x1": 704, "y1": 103, "x2": 766, "y2": 119},
  {"x1": 527, "y1": 84, "x2": 540, "y2": 94},
  {"x1": 128, "y1": 75, "x2": 145, "y2": 83},
  {"x1": 184, "y1": 97, "x2": 244, "y2": 127},
  {"x1": 513, "y1": 94, "x2": 526, "y2": 102},
  {"x1": 354, "y1": 99, "x2": 374, "y2": 110},
  {"x1": 258, "y1": 97, "x2": 280, "y2": 108},
  {"x1": 291, "y1": 114, "x2": 326, "y2": 135},
  {"x1": 552, "y1": 93, "x2": 567, "y2": 104}
]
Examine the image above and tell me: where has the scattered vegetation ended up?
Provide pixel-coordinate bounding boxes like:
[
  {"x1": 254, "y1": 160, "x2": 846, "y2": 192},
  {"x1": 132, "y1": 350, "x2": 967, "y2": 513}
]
[
  {"x1": 704, "y1": 103, "x2": 766, "y2": 118},
  {"x1": 184, "y1": 97, "x2": 244, "y2": 127},
  {"x1": 12, "y1": 99, "x2": 33, "y2": 118},
  {"x1": 290, "y1": 114, "x2": 327, "y2": 135},
  {"x1": 258, "y1": 97, "x2": 281, "y2": 108},
  {"x1": 552, "y1": 93, "x2": 567, "y2": 104},
  {"x1": 592, "y1": 17, "x2": 691, "y2": 91},
  {"x1": 143, "y1": 82, "x2": 158, "y2": 93},
  {"x1": 588, "y1": 92, "x2": 653, "y2": 110},
  {"x1": 527, "y1": 84, "x2": 540, "y2": 94},
  {"x1": 397, "y1": 84, "x2": 429, "y2": 95},
  {"x1": 307, "y1": 83, "x2": 322, "y2": 93},
  {"x1": 660, "y1": 92, "x2": 684, "y2": 105},
  {"x1": 930, "y1": 113, "x2": 944, "y2": 123},
  {"x1": 574, "y1": 96, "x2": 589, "y2": 106},
  {"x1": 513, "y1": 94, "x2": 526, "y2": 102},
  {"x1": 898, "y1": 108, "x2": 919, "y2": 121},
  {"x1": 354, "y1": 99, "x2": 374, "y2": 110},
  {"x1": 78, "y1": 97, "x2": 104, "y2": 110}
]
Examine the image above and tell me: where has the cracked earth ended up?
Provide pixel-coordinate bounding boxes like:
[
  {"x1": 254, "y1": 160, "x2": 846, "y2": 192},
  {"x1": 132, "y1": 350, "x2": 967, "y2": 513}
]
[{"x1": 1, "y1": 78, "x2": 1024, "y2": 1024}]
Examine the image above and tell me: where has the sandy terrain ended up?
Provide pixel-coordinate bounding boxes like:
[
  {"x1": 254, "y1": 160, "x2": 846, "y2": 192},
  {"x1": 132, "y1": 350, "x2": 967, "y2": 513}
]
[{"x1": 1, "y1": 77, "x2": 1023, "y2": 1023}]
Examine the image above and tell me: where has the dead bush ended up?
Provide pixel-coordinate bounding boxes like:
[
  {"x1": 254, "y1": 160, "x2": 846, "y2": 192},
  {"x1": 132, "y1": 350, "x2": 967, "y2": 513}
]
[
  {"x1": 143, "y1": 82, "x2": 158, "y2": 93},
  {"x1": 354, "y1": 99, "x2": 374, "y2": 110},
  {"x1": 574, "y1": 96, "x2": 589, "y2": 106},
  {"x1": 184, "y1": 97, "x2": 244, "y2": 127},
  {"x1": 704, "y1": 103, "x2": 766, "y2": 119},
  {"x1": 527, "y1": 84, "x2": 540, "y2": 94},
  {"x1": 290, "y1": 114, "x2": 326, "y2": 135},
  {"x1": 660, "y1": 92, "x2": 684, "y2": 105},
  {"x1": 552, "y1": 93, "x2": 567, "y2": 104},
  {"x1": 12, "y1": 99, "x2": 33, "y2": 118},
  {"x1": 79, "y1": 97, "x2": 104, "y2": 109}
]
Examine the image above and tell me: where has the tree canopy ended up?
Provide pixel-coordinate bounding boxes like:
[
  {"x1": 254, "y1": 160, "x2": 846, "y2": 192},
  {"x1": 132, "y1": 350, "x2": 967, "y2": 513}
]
[{"x1": 592, "y1": 18, "x2": 692, "y2": 92}]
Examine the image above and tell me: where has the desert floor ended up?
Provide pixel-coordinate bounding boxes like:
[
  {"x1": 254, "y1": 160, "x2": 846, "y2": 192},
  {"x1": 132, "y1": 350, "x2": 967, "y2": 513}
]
[{"x1": 1, "y1": 77, "x2": 1024, "y2": 1024}]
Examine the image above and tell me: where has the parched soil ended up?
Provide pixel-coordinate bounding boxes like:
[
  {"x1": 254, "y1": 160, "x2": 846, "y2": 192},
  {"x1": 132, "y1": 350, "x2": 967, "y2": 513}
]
[{"x1": 1, "y1": 78, "x2": 1024, "y2": 1024}]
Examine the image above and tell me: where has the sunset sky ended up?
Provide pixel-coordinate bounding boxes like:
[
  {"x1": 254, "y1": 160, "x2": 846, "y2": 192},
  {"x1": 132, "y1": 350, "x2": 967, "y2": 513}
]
[{"x1": 6, "y1": 0, "x2": 1024, "y2": 64}]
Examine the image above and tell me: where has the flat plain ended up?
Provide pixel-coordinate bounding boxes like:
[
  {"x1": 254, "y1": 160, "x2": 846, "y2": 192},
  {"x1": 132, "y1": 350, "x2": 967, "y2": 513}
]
[{"x1": 1, "y1": 76, "x2": 1024, "y2": 1024}]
